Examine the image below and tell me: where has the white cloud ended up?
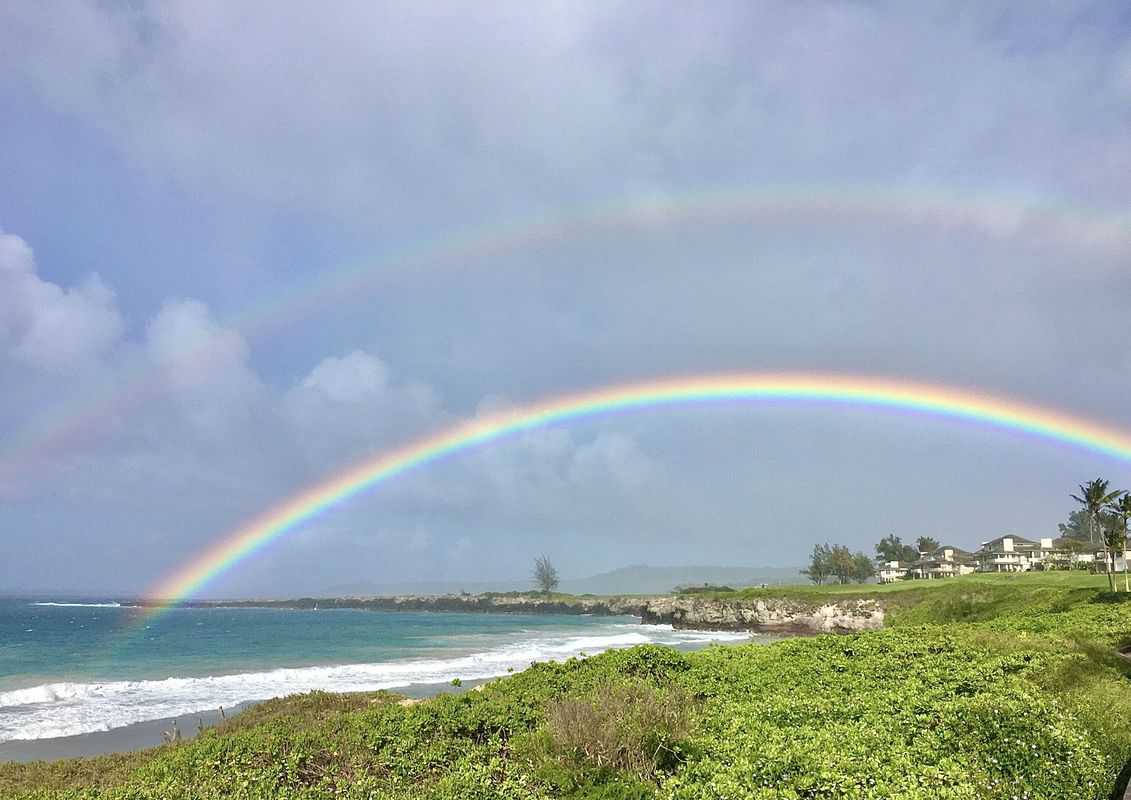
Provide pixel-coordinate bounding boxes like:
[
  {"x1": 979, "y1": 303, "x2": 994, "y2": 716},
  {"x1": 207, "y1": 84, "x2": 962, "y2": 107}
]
[
  {"x1": 0, "y1": 230, "x2": 123, "y2": 370},
  {"x1": 144, "y1": 299, "x2": 262, "y2": 437},
  {"x1": 283, "y1": 349, "x2": 440, "y2": 471},
  {"x1": 301, "y1": 350, "x2": 389, "y2": 403},
  {"x1": 147, "y1": 299, "x2": 249, "y2": 376}
]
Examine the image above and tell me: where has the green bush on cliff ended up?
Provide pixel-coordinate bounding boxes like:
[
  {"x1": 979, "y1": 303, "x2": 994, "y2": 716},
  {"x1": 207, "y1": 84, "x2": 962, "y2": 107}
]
[{"x1": 4, "y1": 578, "x2": 1131, "y2": 800}]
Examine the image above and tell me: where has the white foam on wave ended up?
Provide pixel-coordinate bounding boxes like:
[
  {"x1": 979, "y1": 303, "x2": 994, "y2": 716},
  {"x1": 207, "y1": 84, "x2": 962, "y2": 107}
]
[
  {"x1": 0, "y1": 624, "x2": 751, "y2": 742},
  {"x1": 31, "y1": 602, "x2": 132, "y2": 608}
]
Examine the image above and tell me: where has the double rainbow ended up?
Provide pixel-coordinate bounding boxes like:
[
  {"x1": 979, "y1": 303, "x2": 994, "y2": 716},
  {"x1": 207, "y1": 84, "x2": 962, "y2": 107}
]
[{"x1": 145, "y1": 372, "x2": 1131, "y2": 605}]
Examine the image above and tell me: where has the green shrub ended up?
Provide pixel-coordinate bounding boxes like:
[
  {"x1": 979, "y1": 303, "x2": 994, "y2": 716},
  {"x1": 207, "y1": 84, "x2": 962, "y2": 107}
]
[{"x1": 5, "y1": 576, "x2": 1131, "y2": 799}]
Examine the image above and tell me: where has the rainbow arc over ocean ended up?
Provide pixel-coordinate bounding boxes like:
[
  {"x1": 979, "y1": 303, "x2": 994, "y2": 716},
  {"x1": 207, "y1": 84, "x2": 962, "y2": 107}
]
[{"x1": 144, "y1": 372, "x2": 1131, "y2": 609}]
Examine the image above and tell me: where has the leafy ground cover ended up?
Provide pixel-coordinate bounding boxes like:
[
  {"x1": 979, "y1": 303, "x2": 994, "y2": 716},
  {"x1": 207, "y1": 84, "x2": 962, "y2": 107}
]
[{"x1": 4, "y1": 575, "x2": 1130, "y2": 799}]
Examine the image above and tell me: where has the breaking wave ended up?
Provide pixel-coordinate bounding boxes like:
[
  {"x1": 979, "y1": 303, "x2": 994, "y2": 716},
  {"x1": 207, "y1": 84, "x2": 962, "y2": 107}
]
[
  {"x1": 30, "y1": 602, "x2": 133, "y2": 608},
  {"x1": 0, "y1": 624, "x2": 749, "y2": 741}
]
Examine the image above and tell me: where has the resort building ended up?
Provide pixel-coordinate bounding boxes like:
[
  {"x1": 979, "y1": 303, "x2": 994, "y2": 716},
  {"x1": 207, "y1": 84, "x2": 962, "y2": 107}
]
[
  {"x1": 1064, "y1": 542, "x2": 1131, "y2": 573},
  {"x1": 876, "y1": 560, "x2": 910, "y2": 583},
  {"x1": 872, "y1": 532, "x2": 1131, "y2": 582},
  {"x1": 975, "y1": 534, "x2": 1045, "y2": 572},
  {"x1": 907, "y1": 546, "x2": 977, "y2": 579},
  {"x1": 975, "y1": 534, "x2": 1131, "y2": 573}
]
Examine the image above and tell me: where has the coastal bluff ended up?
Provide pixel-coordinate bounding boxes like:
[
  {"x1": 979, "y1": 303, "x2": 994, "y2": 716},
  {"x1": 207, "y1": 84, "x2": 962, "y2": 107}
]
[
  {"x1": 639, "y1": 595, "x2": 884, "y2": 633},
  {"x1": 183, "y1": 593, "x2": 885, "y2": 634}
]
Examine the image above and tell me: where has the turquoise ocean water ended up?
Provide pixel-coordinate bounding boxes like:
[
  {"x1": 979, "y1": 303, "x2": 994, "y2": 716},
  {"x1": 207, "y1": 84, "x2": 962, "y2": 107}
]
[{"x1": 0, "y1": 598, "x2": 748, "y2": 742}]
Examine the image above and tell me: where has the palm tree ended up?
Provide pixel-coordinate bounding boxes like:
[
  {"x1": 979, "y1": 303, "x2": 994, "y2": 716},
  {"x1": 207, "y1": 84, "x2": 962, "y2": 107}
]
[
  {"x1": 915, "y1": 536, "x2": 940, "y2": 555},
  {"x1": 1106, "y1": 492, "x2": 1131, "y2": 592},
  {"x1": 1071, "y1": 479, "x2": 1122, "y2": 545},
  {"x1": 1072, "y1": 479, "x2": 1122, "y2": 591}
]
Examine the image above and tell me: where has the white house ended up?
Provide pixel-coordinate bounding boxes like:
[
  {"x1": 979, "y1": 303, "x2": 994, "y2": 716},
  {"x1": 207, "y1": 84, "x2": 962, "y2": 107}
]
[
  {"x1": 975, "y1": 534, "x2": 1043, "y2": 572},
  {"x1": 977, "y1": 534, "x2": 1130, "y2": 573},
  {"x1": 908, "y1": 546, "x2": 977, "y2": 579},
  {"x1": 876, "y1": 560, "x2": 910, "y2": 583}
]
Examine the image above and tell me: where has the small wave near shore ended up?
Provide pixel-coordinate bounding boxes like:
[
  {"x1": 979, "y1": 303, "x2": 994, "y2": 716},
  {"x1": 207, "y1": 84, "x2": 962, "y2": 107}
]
[{"x1": 0, "y1": 624, "x2": 749, "y2": 742}]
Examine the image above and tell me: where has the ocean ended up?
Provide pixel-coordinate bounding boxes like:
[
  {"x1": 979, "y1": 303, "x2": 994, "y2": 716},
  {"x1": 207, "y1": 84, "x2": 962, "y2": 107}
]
[{"x1": 0, "y1": 598, "x2": 750, "y2": 743}]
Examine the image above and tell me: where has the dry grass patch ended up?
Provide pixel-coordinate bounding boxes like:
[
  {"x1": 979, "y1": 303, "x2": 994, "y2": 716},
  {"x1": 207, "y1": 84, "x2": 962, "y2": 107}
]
[{"x1": 542, "y1": 680, "x2": 697, "y2": 781}]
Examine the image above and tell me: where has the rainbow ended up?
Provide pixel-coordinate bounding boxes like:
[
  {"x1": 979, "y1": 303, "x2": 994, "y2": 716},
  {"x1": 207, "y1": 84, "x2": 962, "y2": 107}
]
[
  {"x1": 144, "y1": 372, "x2": 1131, "y2": 606},
  {"x1": 4, "y1": 185, "x2": 1130, "y2": 487}
]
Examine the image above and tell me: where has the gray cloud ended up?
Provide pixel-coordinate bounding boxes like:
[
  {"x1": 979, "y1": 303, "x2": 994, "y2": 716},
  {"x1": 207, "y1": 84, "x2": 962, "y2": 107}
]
[
  {"x1": 7, "y1": 3, "x2": 1128, "y2": 223},
  {"x1": 0, "y1": 231, "x2": 123, "y2": 370},
  {"x1": 1, "y1": 2, "x2": 1130, "y2": 596},
  {"x1": 0, "y1": 243, "x2": 671, "y2": 593}
]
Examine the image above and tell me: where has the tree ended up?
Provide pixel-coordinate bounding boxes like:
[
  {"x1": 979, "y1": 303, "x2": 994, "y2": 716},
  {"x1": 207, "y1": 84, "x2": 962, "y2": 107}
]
[
  {"x1": 801, "y1": 544, "x2": 832, "y2": 585},
  {"x1": 806, "y1": 543, "x2": 877, "y2": 585},
  {"x1": 1099, "y1": 514, "x2": 1126, "y2": 592},
  {"x1": 875, "y1": 534, "x2": 917, "y2": 563},
  {"x1": 829, "y1": 545, "x2": 856, "y2": 584},
  {"x1": 1072, "y1": 479, "x2": 1123, "y2": 592},
  {"x1": 915, "y1": 536, "x2": 940, "y2": 555},
  {"x1": 1057, "y1": 509, "x2": 1091, "y2": 541},
  {"x1": 532, "y1": 555, "x2": 560, "y2": 594},
  {"x1": 1105, "y1": 492, "x2": 1131, "y2": 592},
  {"x1": 1071, "y1": 479, "x2": 1122, "y2": 545},
  {"x1": 1062, "y1": 537, "x2": 1088, "y2": 558},
  {"x1": 851, "y1": 552, "x2": 876, "y2": 583}
]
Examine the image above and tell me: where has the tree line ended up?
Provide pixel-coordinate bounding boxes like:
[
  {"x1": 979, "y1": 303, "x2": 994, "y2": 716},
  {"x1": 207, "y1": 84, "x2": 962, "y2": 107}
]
[
  {"x1": 801, "y1": 535, "x2": 943, "y2": 585},
  {"x1": 875, "y1": 534, "x2": 940, "y2": 563},
  {"x1": 800, "y1": 543, "x2": 875, "y2": 585}
]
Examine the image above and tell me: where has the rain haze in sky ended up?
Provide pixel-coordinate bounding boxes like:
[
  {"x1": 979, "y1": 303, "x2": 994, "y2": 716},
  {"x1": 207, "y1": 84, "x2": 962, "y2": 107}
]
[{"x1": 1, "y1": 2, "x2": 1130, "y2": 596}]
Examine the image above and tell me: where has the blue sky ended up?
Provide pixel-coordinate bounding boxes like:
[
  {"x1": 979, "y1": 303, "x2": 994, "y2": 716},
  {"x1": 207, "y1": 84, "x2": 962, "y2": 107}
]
[{"x1": 1, "y1": 1, "x2": 1130, "y2": 596}]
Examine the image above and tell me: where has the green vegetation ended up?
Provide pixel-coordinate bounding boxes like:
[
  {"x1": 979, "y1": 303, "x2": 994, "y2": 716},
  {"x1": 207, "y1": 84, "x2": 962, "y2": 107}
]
[
  {"x1": 801, "y1": 543, "x2": 875, "y2": 585},
  {"x1": 914, "y1": 535, "x2": 939, "y2": 553},
  {"x1": 4, "y1": 573, "x2": 1131, "y2": 799},
  {"x1": 875, "y1": 534, "x2": 919, "y2": 564},
  {"x1": 533, "y1": 556, "x2": 561, "y2": 594},
  {"x1": 1071, "y1": 477, "x2": 1131, "y2": 592}
]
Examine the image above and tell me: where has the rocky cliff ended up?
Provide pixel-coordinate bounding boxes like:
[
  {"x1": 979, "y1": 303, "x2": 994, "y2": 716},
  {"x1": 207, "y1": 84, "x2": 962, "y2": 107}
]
[
  {"x1": 187, "y1": 593, "x2": 884, "y2": 634},
  {"x1": 183, "y1": 594, "x2": 651, "y2": 617},
  {"x1": 640, "y1": 596, "x2": 884, "y2": 633}
]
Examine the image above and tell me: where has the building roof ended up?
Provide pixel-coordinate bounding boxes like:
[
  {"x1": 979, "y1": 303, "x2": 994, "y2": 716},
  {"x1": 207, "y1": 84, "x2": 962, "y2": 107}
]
[
  {"x1": 929, "y1": 545, "x2": 975, "y2": 560},
  {"x1": 979, "y1": 534, "x2": 1038, "y2": 552}
]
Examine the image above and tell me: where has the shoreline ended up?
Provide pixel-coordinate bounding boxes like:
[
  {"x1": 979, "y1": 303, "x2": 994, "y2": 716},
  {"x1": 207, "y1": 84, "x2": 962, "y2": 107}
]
[
  {"x1": 0, "y1": 675, "x2": 498, "y2": 764},
  {"x1": 0, "y1": 639, "x2": 742, "y2": 763}
]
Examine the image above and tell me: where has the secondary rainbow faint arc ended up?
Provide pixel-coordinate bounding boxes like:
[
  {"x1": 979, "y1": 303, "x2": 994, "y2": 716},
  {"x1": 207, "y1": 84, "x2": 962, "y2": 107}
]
[
  {"x1": 5, "y1": 184, "x2": 1130, "y2": 487},
  {"x1": 145, "y1": 372, "x2": 1131, "y2": 606}
]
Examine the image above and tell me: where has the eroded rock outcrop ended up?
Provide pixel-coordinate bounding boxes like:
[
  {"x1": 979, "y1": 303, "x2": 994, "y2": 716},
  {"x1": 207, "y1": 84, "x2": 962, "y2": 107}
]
[
  {"x1": 187, "y1": 594, "x2": 652, "y2": 617},
  {"x1": 639, "y1": 596, "x2": 884, "y2": 633},
  {"x1": 188, "y1": 594, "x2": 884, "y2": 634}
]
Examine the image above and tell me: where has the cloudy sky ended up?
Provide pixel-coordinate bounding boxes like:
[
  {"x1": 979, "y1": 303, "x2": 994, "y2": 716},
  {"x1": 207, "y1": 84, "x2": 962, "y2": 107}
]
[{"x1": 2, "y1": 1, "x2": 1130, "y2": 597}]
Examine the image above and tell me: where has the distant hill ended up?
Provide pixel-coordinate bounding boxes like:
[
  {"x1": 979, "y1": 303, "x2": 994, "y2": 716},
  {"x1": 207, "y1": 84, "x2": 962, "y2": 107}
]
[
  {"x1": 558, "y1": 565, "x2": 801, "y2": 595},
  {"x1": 321, "y1": 578, "x2": 528, "y2": 597},
  {"x1": 321, "y1": 564, "x2": 800, "y2": 598}
]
